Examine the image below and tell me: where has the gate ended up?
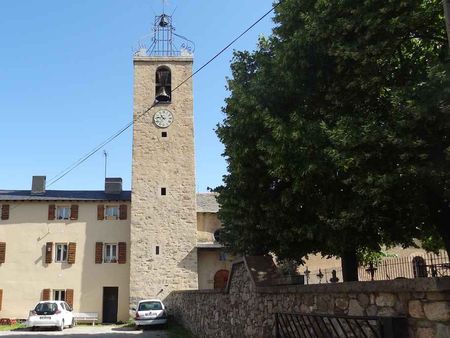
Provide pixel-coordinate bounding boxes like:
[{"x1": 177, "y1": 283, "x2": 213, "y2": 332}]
[{"x1": 275, "y1": 313, "x2": 408, "y2": 338}]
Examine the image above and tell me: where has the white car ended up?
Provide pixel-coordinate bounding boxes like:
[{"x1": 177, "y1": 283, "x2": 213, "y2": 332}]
[
  {"x1": 26, "y1": 301, "x2": 74, "y2": 331},
  {"x1": 133, "y1": 299, "x2": 167, "y2": 327}
]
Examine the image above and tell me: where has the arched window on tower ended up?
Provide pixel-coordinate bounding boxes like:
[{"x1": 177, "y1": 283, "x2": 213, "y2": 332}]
[{"x1": 155, "y1": 66, "x2": 171, "y2": 103}]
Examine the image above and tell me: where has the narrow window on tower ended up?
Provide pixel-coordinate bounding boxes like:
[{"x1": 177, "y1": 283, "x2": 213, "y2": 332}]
[
  {"x1": 161, "y1": 131, "x2": 167, "y2": 138},
  {"x1": 155, "y1": 67, "x2": 171, "y2": 103},
  {"x1": 161, "y1": 187, "x2": 166, "y2": 196},
  {"x1": 156, "y1": 246, "x2": 160, "y2": 255}
]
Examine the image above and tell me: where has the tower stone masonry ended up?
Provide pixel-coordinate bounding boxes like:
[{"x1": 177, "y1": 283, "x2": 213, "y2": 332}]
[{"x1": 130, "y1": 55, "x2": 198, "y2": 305}]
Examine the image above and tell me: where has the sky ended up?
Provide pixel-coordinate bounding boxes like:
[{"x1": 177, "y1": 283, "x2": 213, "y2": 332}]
[{"x1": 0, "y1": 0, "x2": 276, "y2": 192}]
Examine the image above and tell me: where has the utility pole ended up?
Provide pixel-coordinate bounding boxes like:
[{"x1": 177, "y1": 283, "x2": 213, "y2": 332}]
[{"x1": 103, "y1": 150, "x2": 108, "y2": 180}]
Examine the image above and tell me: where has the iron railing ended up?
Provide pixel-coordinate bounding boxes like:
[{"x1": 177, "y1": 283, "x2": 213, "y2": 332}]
[
  {"x1": 275, "y1": 313, "x2": 408, "y2": 338},
  {"x1": 303, "y1": 251, "x2": 449, "y2": 284}
]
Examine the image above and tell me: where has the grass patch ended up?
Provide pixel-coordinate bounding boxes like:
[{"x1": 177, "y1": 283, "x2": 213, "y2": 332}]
[{"x1": 0, "y1": 323, "x2": 26, "y2": 331}]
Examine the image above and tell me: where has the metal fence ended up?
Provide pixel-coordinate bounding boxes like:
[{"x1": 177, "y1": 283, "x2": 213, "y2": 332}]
[
  {"x1": 275, "y1": 313, "x2": 408, "y2": 338},
  {"x1": 303, "y1": 251, "x2": 449, "y2": 284}
]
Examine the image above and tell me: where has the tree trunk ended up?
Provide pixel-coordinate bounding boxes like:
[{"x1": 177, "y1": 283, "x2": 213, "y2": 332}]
[
  {"x1": 341, "y1": 251, "x2": 359, "y2": 282},
  {"x1": 444, "y1": 0, "x2": 450, "y2": 52}
]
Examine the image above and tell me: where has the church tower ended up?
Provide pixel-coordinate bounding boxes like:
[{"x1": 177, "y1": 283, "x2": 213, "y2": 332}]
[{"x1": 130, "y1": 14, "x2": 197, "y2": 304}]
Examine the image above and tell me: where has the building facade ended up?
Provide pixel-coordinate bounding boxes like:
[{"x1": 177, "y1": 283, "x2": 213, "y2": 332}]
[{"x1": 0, "y1": 180, "x2": 226, "y2": 322}]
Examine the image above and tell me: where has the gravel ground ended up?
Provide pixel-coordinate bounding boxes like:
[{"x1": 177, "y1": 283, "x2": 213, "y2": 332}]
[{"x1": 0, "y1": 325, "x2": 168, "y2": 337}]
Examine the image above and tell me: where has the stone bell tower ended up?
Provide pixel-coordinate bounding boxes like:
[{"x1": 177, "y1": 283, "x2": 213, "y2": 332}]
[{"x1": 129, "y1": 13, "x2": 197, "y2": 305}]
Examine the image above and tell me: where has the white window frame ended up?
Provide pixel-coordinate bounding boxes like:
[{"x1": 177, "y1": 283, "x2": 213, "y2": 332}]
[
  {"x1": 104, "y1": 243, "x2": 118, "y2": 263},
  {"x1": 56, "y1": 206, "x2": 71, "y2": 220},
  {"x1": 105, "y1": 206, "x2": 119, "y2": 220},
  {"x1": 53, "y1": 289, "x2": 66, "y2": 301},
  {"x1": 55, "y1": 243, "x2": 68, "y2": 263}
]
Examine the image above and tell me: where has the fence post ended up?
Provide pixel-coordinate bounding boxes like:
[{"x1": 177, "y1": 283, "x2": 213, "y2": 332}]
[{"x1": 380, "y1": 317, "x2": 409, "y2": 338}]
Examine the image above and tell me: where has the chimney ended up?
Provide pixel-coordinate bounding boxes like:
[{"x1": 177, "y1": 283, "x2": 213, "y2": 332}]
[
  {"x1": 31, "y1": 176, "x2": 46, "y2": 195},
  {"x1": 105, "y1": 177, "x2": 122, "y2": 194}
]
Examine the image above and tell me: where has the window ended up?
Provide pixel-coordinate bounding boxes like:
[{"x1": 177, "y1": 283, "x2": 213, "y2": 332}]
[
  {"x1": 104, "y1": 244, "x2": 118, "y2": 263},
  {"x1": 155, "y1": 67, "x2": 171, "y2": 103},
  {"x1": 213, "y1": 229, "x2": 222, "y2": 242},
  {"x1": 53, "y1": 289, "x2": 66, "y2": 301},
  {"x1": 105, "y1": 206, "x2": 119, "y2": 220},
  {"x1": 55, "y1": 243, "x2": 68, "y2": 262},
  {"x1": 161, "y1": 188, "x2": 166, "y2": 196},
  {"x1": 56, "y1": 206, "x2": 70, "y2": 220},
  {"x1": 219, "y1": 251, "x2": 227, "y2": 261},
  {"x1": 155, "y1": 246, "x2": 160, "y2": 255}
]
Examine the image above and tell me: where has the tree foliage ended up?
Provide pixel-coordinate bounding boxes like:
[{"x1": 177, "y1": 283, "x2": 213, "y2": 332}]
[{"x1": 215, "y1": 0, "x2": 450, "y2": 266}]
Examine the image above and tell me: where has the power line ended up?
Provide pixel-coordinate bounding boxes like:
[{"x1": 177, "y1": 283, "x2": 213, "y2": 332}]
[{"x1": 47, "y1": 1, "x2": 282, "y2": 188}]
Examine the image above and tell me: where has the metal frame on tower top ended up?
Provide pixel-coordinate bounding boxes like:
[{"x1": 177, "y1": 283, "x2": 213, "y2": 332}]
[{"x1": 148, "y1": 14, "x2": 179, "y2": 57}]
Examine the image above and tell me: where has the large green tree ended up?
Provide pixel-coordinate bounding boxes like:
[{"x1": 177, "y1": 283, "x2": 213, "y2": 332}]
[{"x1": 216, "y1": 0, "x2": 449, "y2": 280}]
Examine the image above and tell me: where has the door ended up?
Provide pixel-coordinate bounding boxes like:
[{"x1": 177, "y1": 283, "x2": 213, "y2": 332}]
[
  {"x1": 102, "y1": 287, "x2": 118, "y2": 323},
  {"x1": 213, "y1": 269, "x2": 229, "y2": 289}
]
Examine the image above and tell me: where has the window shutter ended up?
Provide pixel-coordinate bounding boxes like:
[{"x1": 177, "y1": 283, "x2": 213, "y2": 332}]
[
  {"x1": 0, "y1": 289, "x2": 2, "y2": 311},
  {"x1": 45, "y1": 242, "x2": 53, "y2": 264},
  {"x1": 67, "y1": 242, "x2": 76, "y2": 264},
  {"x1": 119, "y1": 204, "x2": 127, "y2": 220},
  {"x1": 70, "y1": 205, "x2": 79, "y2": 220},
  {"x1": 66, "y1": 289, "x2": 74, "y2": 308},
  {"x1": 48, "y1": 204, "x2": 55, "y2": 220},
  {"x1": 97, "y1": 205, "x2": 104, "y2": 220},
  {"x1": 42, "y1": 288, "x2": 50, "y2": 301},
  {"x1": 118, "y1": 242, "x2": 126, "y2": 264},
  {"x1": 95, "y1": 242, "x2": 103, "y2": 264},
  {"x1": 1, "y1": 205, "x2": 9, "y2": 220},
  {"x1": 0, "y1": 242, "x2": 5, "y2": 264}
]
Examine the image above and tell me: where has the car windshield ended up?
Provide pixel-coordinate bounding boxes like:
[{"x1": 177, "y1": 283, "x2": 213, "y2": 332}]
[
  {"x1": 34, "y1": 302, "x2": 58, "y2": 315},
  {"x1": 138, "y1": 301, "x2": 162, "y2": 311}
]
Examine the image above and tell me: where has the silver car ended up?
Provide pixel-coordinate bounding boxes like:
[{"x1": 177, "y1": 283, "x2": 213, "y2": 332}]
[
  {"x1": 133, "y1": 299, "x2": 167, "y2": 328},
  {"x1": 26, "y1": 301, "x2": 74, "y2": 331}
]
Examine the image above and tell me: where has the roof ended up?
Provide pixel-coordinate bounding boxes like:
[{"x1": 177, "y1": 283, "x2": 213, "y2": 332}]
[
  {"x1": 196, "y1": 193, "x2": 219, "y2": 213},
  {"x1": 0, "y1": 190, "x2": 131, "y2": 202},
  {"x1": 0, "y1": 190, "x2": 220, "y2": 213}
]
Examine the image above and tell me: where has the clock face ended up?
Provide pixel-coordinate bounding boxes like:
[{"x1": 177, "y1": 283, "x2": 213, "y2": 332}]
[{"x1": 153, "y1": 109, "x2": 173, "y2": 128}]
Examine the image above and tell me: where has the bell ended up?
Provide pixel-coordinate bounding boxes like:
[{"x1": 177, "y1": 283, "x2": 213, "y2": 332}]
[{"x1": 155, "y1": 86, "x2": 170, "y2": 102}]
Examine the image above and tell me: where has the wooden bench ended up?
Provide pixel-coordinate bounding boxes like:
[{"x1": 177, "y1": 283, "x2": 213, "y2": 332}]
[
  {"x1": 73, "y1": 312, "x2": 99, "y2": 326},
  {"x1": 0, "y1": 318, "x2": 17, "y2": 325}
]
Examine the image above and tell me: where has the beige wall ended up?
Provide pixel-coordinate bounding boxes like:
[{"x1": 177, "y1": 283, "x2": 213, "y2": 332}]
[
  {"x1": 198, "y1": 250, "x2": 234, "y2": 289},
  {"x1": 0, "y1": 201, "x2": 130, "y2": 321},
  {"x1": 130, "y1": 56, "x2": 198, "y2": 304},
  {"x1": 197, "y1": 212, "x2": 235, "y2": 289},
  {"x1": 197, "y1": 212, "x2": 221, "y2": 243}
]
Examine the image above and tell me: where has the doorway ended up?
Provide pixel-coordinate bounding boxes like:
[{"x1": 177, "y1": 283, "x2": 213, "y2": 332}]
[
  {"x1": 214, "y1": 269, "x2": 229, "y2": 289},
  {"x1": 102, "y1": 287, "x2": 118, "y2": 323}
]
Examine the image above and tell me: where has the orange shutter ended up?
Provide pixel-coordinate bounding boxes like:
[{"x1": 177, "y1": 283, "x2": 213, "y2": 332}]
[
  {"x1": 97, "y1": 205, "x2": 104, "y2": 220},
  {"x1": 1, "y1": 204, "x2": 9, "y2": 220},
  {"x1": 45, "y1": 242, "x2": 53, "y2": 264},
  {"x1": 0, "y1": 242, "x2": 5, "y2": 264},
  {"x1": 48, "y1": 205, "x2": 55, "y2": 220},
  {"x1": 119, "y1": 204, "x2": 127, "y2": 220},
  {"x1": 66, "y1": 289, "x2": 74, "y2": 308},
  {"x1": 0, "y1": 289, "x2": 2, "y2": 311},
  {"x1": 42, "y1": 289, "x2": 50, "y2": 301},
  {"x1": 67, "y1": 242, "x2": 76, "y2": 264},
  {"x1": 95, "y1": 242, "x2": 103, "y2": 264},
  {"x1": 118, "y1": 242, "x2": 126, "y2": 264},
  {"x1": 70, "y1": 205, "x2": 79, "y2": 220}
]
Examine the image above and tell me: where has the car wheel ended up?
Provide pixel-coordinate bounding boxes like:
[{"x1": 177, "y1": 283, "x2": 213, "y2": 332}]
[{"x1": 58, "y1": 320, "x2": 64, "y2": 331}]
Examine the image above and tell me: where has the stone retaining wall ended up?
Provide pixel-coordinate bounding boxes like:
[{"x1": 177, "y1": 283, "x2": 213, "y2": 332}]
[{"x1": 165, "y1": 257, "x2": 450, "y2": 338}]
